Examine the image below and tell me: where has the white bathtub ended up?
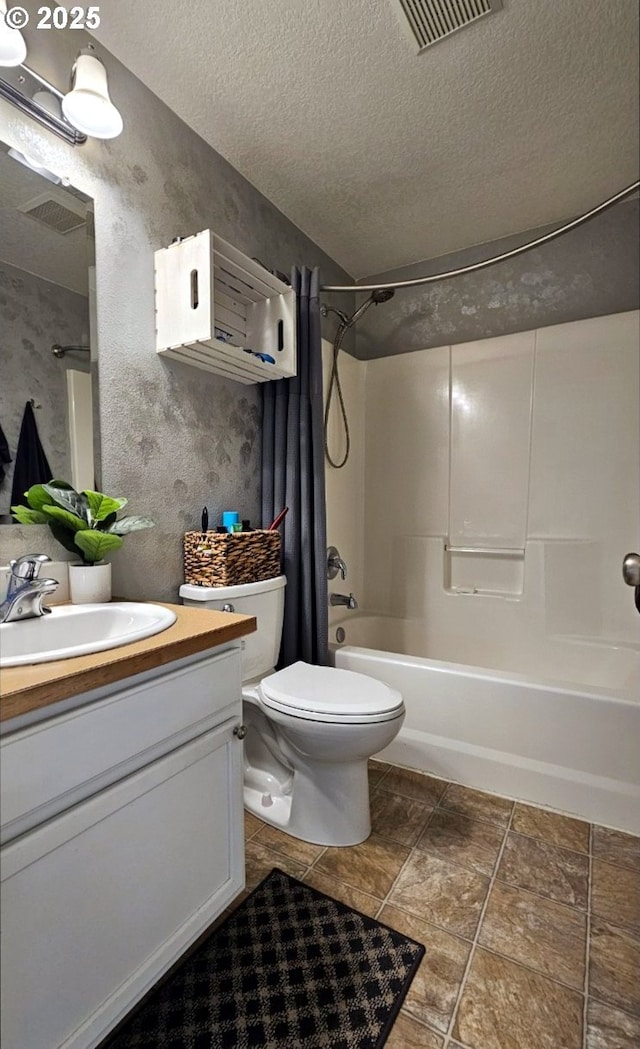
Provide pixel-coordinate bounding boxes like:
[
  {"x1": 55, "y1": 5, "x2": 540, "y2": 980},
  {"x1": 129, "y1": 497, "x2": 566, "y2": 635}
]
[{"x1": 331, "y1": 615, "x2": 640, "y2": 834}]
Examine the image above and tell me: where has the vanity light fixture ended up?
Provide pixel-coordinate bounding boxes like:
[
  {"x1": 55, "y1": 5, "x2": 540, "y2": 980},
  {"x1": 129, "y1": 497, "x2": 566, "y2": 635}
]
[
  {"x1": 0, "y1": 0, "x2": 27, "y2": 67},
  {"x1": 61, "y1": 50, "x2": 123, "y2": 140},
  {"x1": 0, "y1": 33, "x2": 123, "y2": 144}
]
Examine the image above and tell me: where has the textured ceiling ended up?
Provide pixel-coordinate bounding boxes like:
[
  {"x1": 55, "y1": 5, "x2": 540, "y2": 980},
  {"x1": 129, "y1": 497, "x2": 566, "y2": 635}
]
[{"x1": 95, "y1": 0, "x2": 639, "y2": 278}]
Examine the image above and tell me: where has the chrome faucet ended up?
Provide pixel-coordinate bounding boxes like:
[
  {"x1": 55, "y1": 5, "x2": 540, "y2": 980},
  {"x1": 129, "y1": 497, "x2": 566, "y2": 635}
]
[
  {"x1": 329, "y1": 592, "x2": 358, "y2": 610},
  {"x1": 0, "y1": 554, "x2": 59, "y2": 624}
]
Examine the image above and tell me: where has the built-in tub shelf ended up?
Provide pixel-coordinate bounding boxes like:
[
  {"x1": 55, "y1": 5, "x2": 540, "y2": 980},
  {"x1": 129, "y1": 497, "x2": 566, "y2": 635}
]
[
  {"x1": 444, "y1": 543, "x2": 525, "y2": 596},
  {"x1": 154, "y1": 230, "x2": 296, "y2": 384}
]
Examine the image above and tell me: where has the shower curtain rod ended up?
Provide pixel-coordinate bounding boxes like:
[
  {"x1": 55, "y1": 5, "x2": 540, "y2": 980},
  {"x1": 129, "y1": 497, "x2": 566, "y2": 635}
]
[{"x1": 320, "y1": 180, "x2": 640, "y2": 294}]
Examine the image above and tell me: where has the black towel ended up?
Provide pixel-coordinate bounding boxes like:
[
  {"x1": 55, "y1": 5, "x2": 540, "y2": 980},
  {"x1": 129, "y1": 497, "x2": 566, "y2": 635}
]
[
  {"x1": 0, "y1": 423, "x2": 11, "y2": 485},
  {"x1": 10, "y1": 401, "x2": 52, "y2": 508}
]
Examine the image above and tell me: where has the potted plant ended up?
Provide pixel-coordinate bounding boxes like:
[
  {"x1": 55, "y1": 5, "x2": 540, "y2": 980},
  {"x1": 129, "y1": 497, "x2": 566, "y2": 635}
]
[{"x1": 12, "y1": 480, "x2": 154, "y2": 603}]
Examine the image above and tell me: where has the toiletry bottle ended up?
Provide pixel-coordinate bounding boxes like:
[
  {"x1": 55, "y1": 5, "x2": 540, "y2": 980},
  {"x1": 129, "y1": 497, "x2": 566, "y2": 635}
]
[{"x1": 221, "y1": 511, "x2": 240, "y2": 533}]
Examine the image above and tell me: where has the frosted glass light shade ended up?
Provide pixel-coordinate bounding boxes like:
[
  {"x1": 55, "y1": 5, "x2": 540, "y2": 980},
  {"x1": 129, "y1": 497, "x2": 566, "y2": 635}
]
[
  {"x1": 0, "y1": 0, "x2": 27, "y2": 66},
  {"x1": 61, "y1": 51, "x2": 123, "y2": 139}
]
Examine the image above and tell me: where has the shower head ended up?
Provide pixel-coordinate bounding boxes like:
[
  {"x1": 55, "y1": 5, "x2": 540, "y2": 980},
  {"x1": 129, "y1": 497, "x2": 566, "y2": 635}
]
[
  {"x1": 342, "y1": 287, "x2": 396, "y2": 329},
  {"x1": 370, "y1": 288, "x2": 395, "y2": 304}
]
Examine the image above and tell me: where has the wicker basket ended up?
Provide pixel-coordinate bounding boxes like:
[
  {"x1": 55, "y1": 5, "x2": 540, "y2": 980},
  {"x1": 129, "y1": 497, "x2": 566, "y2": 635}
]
[{"x1": 183, "y1": 530, "x2": 281, "y2": 587}]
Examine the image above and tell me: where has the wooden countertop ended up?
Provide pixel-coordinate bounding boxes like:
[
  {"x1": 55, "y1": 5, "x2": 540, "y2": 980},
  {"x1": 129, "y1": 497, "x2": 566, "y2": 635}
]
[{"x1": 0, "y1": 603, "x2": 256, "y2": 724}]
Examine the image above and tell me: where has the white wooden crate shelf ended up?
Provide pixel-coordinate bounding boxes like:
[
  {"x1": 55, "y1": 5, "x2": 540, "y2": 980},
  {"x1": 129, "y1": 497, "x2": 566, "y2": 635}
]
[{"x1": 154, "y1": 230, "x2": 296, "y2": 384}]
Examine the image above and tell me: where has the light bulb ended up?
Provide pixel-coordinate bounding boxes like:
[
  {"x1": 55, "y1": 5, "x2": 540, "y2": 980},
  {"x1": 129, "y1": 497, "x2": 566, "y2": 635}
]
[
  {"x1": 0, "y1": 0, "x2": 28, "y2": 67},
  {"x1": 33, "y1": 89, "x2": 62, "y2": 118},
  {"x1": 61, "y1": 51, "x2": 123, "y2": 140}
]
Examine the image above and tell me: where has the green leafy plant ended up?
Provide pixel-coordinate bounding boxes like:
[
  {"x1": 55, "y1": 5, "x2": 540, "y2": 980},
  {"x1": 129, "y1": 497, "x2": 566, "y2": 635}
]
[{"x1": 11, "y1": 480, "x2": 154, "y2": 565}]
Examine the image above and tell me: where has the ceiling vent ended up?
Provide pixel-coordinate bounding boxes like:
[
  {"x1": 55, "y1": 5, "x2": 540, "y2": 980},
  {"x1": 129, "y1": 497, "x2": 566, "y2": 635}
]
[
  {"x1": 393, "y1": 0, "x2": 503, "y2": 52},
  {"x1": 17, "y1": 190, "x2": 87, "y2": 234}
]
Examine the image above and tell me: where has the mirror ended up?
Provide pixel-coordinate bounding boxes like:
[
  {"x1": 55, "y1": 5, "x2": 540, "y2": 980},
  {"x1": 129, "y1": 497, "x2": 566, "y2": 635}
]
[{"x1": 0, "y1": 141, "x2": 99, "y2": 525}]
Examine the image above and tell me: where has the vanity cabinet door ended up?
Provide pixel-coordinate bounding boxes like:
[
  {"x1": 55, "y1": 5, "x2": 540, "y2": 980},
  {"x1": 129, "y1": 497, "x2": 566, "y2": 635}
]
[
  {"x1": 2, "y1": 645, "x2": 241, "y2": 844},
  {"x1": 0, "y1": 718, "x2": 244, "y2": 1049}
]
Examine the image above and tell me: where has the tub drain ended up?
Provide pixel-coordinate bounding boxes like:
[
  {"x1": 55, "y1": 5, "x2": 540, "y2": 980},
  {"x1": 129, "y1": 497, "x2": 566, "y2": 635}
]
[{"x1": 335, "y1": 627, "x2": 346, "y2": 643}]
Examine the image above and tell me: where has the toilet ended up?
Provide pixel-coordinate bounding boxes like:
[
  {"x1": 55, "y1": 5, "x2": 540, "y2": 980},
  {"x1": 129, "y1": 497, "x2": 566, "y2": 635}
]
[{"x1": 180, "y1": 575, "x2": 404, "y2": 846}]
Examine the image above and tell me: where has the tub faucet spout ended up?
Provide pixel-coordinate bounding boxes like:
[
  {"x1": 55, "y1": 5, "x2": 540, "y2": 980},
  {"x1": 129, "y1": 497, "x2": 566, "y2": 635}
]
[{"x1": 329, "y1": 592, "x2": 358, "y2": 610}]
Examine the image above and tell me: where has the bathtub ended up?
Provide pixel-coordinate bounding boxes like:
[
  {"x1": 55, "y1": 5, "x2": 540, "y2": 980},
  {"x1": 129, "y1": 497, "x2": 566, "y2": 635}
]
[{"x1": 331, "y1": 614, "x2": 640, "y2": 834}]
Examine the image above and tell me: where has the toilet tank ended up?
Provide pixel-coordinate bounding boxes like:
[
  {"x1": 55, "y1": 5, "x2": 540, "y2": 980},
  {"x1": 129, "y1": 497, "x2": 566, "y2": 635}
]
[{"x1": 179, "y1": 575, "x2": 286, "y2": 682}]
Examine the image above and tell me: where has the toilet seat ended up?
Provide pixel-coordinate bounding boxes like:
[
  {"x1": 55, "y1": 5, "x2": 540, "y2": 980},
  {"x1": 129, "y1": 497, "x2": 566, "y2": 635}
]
[{"x1": 259, "y1": 661, "x2": 404, "y2": 724}]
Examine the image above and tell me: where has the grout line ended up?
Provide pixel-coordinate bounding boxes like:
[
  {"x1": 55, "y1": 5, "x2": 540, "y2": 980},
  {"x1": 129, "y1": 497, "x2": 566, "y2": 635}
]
[
  {"x1": 373, "y1": 815, "x2": 590, "y2": 917},
  {"x1": 373, "y1": 818, "x2": 434, "y2": 921},
  {"x1": 443, "y1": 803, "x2": 516, "y2": 1046},
  {"x1": 588, "y1": 852, "x2": 640, "y2": 876},
  {"x1": 491, "y1": 870, "x2": 589, "y2": 914},
  {"x1": 583, "y1": 823, "x2": 593, "y2": 1049}
]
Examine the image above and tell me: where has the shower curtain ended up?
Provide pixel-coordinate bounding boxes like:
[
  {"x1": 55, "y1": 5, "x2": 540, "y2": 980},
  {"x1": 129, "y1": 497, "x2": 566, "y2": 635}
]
[{"x1": 261, "y1": 266, "x2": 328, "y2": 667}]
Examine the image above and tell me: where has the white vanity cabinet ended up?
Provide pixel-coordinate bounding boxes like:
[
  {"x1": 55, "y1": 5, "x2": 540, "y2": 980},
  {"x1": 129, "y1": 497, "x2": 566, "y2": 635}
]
[{"x1": 0, "y1": 643, "x2": 245, "y2": 1049}]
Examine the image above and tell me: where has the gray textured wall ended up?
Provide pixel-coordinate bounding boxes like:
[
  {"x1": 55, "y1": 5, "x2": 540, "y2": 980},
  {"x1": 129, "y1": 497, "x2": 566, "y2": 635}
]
[
  {"x1": 0, "y1": 262, "x2": 89, "y2": 517},
  {"x1": 355, "y1": 198, "x2": 640, "y2": 359},
  {"x1": 0, "y1": 13, "x2": 353, "y2": 599}
]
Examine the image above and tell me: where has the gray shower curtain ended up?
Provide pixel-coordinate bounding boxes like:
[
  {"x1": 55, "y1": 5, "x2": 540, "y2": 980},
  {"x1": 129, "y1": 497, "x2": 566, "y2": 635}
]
[{"x1": 261, "y1": 266, "x2": 328, "y2": 667}]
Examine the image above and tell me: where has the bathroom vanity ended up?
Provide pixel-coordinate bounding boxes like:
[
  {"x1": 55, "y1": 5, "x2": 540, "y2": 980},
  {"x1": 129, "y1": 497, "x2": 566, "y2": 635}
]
[{"x1": 0, "y1": 604, "x2": 255, "y2": 1049}]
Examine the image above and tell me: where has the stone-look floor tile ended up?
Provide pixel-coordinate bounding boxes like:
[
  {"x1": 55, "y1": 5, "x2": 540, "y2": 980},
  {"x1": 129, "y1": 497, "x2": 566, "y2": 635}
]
[
  {"x1": 380, "y1": 905, "x2": 471, "y2": 1034},
  {"x1": 586, "y1": 999, "x2": 640, "y2": 1049},
  {"x1": 368, "y1": 759, "x2": 390, "y2": 792},
  {"x1": 478, "y1": 880, "x2": 587, "y2": 989},
  {"x1": 388, "y1": 851, "x2": 489, "y2": 939},
  {"x1": 591, "y1": 858, "x2": 640, "y2": 933},
  {"x1": 453, "y1": 947, "x2": 583, "y2": 1049},
  {"x1": 439, "y1": 783, "x2": 513, "y2": 827},
  {"x1": 244, "y1": 811, "x2": 264, "y2": 839},
  {"x1": 302, "y1": 870, "x2": 382, "y2": 919},
  {"x1": 314, "y1": 833, "x2": 411, "y2": 898},
  {"x1": 589, "y1": 917, "x2": 640, "y2": 1016},
  {"x1": 592, "y1": 826, "x2": 640, "y2": 873},
  {"x1": 253, "y1": 823, "x2": 326, "y2": 866},
  {"x1": 416, "y1": 809, "x2": 505, "y2": 876},
  {"x1": 497, "y1": 832, "x2": 589, "y2": 908},
  {"x1": 244, "y1": 841, "x2": 307, "y2": 891},
  {"x1": 380, "y1": 765, "x2": 448, "y2": 806},
  {"x1": 386, "y1": 1012, "x2": 444, "y2": 1048},
  {"x1": 370, "y1": 790, "x2": 434, "y2": 846},
  {"x1": 511, "y1": 802, "x2": 590, "y2": 853}
]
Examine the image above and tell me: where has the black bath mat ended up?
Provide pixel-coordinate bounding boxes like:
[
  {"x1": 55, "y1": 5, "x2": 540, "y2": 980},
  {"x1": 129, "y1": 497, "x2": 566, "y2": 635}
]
[{"x1": 106, "y1": 867, "x2": 425, "y2": 1049}]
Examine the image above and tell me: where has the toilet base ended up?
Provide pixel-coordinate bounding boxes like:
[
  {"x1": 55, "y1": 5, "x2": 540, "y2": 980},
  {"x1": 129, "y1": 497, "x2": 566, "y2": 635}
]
[{"x1": 244, "y1": 757, "x2": 371, "y2": 847}]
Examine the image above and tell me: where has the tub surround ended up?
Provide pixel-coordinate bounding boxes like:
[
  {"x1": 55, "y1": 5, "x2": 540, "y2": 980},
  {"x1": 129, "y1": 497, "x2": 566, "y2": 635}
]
[
  {"x1": 0, "y1": 603, "x2": 256, "y2": 724},
  {"x1": 333, "y1": 618, "x2": 640, "y2": 835},
  {"x1": 323, "y1": 312, "x2": 640, "y2": 834}
]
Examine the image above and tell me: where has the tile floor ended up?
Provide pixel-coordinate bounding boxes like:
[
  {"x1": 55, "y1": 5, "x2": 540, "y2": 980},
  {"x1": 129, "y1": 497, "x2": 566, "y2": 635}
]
[{"x1": 240, "y1": 760, "x2": 640, "y2": 1049}]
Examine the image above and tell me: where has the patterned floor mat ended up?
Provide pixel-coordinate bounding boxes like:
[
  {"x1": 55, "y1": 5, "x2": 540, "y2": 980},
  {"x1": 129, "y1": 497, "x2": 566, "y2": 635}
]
[{"x1": 105, "y1": 867, "x2": 425, "y2": 1048}]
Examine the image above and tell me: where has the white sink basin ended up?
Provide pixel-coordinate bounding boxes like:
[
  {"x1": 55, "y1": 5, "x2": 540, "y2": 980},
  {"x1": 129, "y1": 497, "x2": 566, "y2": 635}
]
[{"x1": 0, "y1": 603, "x2": 177, "y2": 667}]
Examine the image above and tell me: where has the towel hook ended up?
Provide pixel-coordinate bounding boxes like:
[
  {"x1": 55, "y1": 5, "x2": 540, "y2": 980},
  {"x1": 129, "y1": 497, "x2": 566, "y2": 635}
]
[{"x1": 29, "y1": 398, "x2": 42, "y2": 409}]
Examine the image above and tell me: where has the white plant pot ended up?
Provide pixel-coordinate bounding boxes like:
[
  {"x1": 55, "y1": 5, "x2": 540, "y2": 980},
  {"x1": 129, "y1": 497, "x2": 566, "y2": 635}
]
[{"x1": 69, "y1": 562, "x2": 112, "y2": 604}]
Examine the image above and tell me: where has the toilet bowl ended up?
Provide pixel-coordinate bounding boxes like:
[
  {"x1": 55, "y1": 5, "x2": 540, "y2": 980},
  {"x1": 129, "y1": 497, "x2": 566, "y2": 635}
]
[{"x1": 180, "y1": 576, "x2": 404, "y2": 846}]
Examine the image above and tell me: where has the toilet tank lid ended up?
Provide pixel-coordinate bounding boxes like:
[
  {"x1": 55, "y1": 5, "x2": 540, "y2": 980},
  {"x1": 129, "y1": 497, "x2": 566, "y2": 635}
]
[
  {"x1": 260, "y1": 661, "x2": 403, "y2": 717},
  {"x1": 180, "y1": 575, "x2": 286, "y2": 602}
]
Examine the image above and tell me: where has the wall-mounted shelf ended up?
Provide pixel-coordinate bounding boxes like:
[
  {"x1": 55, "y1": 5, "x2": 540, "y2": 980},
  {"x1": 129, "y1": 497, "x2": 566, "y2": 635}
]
[{"x1": 154, "y1": 230, "x2": 296, "y2": 384}]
